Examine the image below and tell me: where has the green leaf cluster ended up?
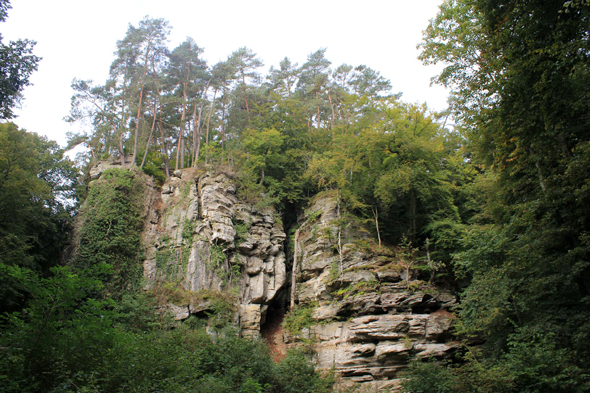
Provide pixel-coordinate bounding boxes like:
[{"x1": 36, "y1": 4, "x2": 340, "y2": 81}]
[
  {"x1": 406, "y1": 0, "x2": 590, "y2": 390},
  {"x1": 282, "y1": 304, "x2": 317, "y2": 336},
  {"x1": 70, "y1": 168, "x2": 147, "y2": 295},
  {"x1": 0, "y1": 263, "x2": 333, "y2": 392},
  {"x1": 0, "y1": 123, "x2": 78, "y2": 311}
]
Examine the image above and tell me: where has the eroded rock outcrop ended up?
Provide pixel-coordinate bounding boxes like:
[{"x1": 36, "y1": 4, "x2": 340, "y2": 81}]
[
  {"x1": 287, "y1": 191, "x2": 458, "y2": 390},
  {"x1": 141, "y1": 169, "x2": 287, "y2": 338},
  {"x1": 85, "y1": 166, "x2": 458, "y2": 391}
]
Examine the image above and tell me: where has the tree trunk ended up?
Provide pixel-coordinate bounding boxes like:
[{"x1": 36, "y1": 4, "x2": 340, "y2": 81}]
[
  {"x1": 244, "y1": 89, "x2": 251, "y2": 124},
  {"x1": 221, "y1": 88, "x2": 227, "y2": 149},
  {"x1": 191, "y1": 101, "x2": 202, "y2": 167},
  {"x1": 194, "y1": 79, "x2": 212, "y2": 166},
  {"x1": 205, "y1": 89, "x2": 218, "y2": 165},
  {"x1": 118, "y1": 131, "x2": 126, "y2": 168},
  {"x1": 176, "y1": 82, "x2": 188, "y2": 170},
  {"x1": 150, "y1": 60, "x2": 168, "y2": 177},
  {"x1": 328, "y1": 90, "x2": 335, "y2": 129},
  {"x1": 140, "y1": 98, "x2": 158, "y2": 169},
  {"x1": 180, "y1": 137, "x2": 185, "y2": 169},
  {"x1": 259, "y1": 168, "x2": 265, "y2": 185},
  {"x1": 132, "y1": 47, "x2": 151, "y2": 165},
  {"x1": 316, "y1": 91, "x2": 321, "y2": 128},
  {"x1": 290, "y1": 228, "x2": 300, "y2": 310},
  {"x1": 373, "y1": 206, "x2": 381, "y2": 248}
]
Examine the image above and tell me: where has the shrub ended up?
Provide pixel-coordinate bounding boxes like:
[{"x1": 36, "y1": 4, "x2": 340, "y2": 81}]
[
  {"x1": 276, "y1": 348, "x2": 334, "y2": 393},
  {"x1": 283, "y1": 305, "x2": 316, "y2": 336}
]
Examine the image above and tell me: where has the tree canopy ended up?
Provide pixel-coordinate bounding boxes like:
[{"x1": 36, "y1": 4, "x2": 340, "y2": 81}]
[
  {"x1": 0, "y1": 122, "x2": 78, "y2": 311},
  {"x1": 0, "y1": 0, "x2": 40, "y2": 119},
  {"x1": 405, "y1": 1, "x2": 590, "y2": 391}
]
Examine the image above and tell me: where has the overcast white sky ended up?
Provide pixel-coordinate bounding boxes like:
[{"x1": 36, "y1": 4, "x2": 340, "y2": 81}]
[{"x1": 2, "y1": 0, "x2": 448, "y2": 147}]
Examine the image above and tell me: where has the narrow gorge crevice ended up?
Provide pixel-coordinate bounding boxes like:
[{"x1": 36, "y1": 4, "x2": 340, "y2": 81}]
[
  {"x1": 126, "y1": 170, "x2": 459, "y2": 390},
  {"x1": 259, "y1": 203, "x2": 301, "y2": 359},
  {"x1": 281, "y1": 201, "x2": 302, "y2": 313},
  {"x1": 260, "y1": 297, "x2": 287, "y2": 362}
]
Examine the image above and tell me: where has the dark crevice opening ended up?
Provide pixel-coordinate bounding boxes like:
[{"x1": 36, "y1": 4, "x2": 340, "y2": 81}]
[
  {"x1": 260, "y1": 300, "x2": 287, "y2": 362},
  {"x1": 282, "y1": 200, "x2": 302, "y2": 312}
]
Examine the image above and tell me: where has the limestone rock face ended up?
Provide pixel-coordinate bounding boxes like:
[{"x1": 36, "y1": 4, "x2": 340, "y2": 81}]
[
  {"x1": 88, "y1": 156, "x2": 135, "y2": 179},
  {"x1": 141, "y1": 169, "x2": 287, "y2": 338},
  {"x1": 130, "y1": 170, "x2": 456, "y2": 391},
  {"x1": 286, "y1": 191, "x2": 458, "y2": 391}
]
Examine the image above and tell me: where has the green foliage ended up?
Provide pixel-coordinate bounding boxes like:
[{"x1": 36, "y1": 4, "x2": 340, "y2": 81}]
[
  {"x1": 182, "y1": 218, "x2": 195, "y2": 241},
  {"x1": 417, "y1": 0, "x2": 590, "y2": 389},
  {"x1": 155, "y1": 248, "x2": 173, "y2": 271},
  {"x1": 331, "y1": 280, "x2": 379, "y2": 300},
  {"x1": 0, "y1": 123, "x2": 78, "y2": 311},
  {"x1": 70, "y1": 169, "x2": 146, "y2": 295},
  {"x1": 200, "y1": 289, "x2": 238, "y2": 329},
  {"x1": 7, "y1": 6, "x2": 590, "y2": 390},
  {"x1": 304, "y1": 100, "x2": 463, "y2": 246},
  {"x1": 401, "y1": 360, "x2": 455, "y2": 393},
  {"x1": 235, "y1": 170, "x2": 278, "y2": 209},
  {"x1": 142, "y1": 161, "x2": 166, "y2": 186},
  {"x1": 283, "y1": 304, "x2": 316, "y2": 336},
  {"x1": 307, "y1": 208, "x2": 322, "y2": 223},
  {"x1": 95, "y1": 327, "x2": 330, "y2": 393},
  {"x1": 140, "y1": 150, "x2": 167, "y2": 186},
  {"x1": 0, "y1": 264, "x2": 117, "y2": 392},
  {"x1": 234, "y1": 220, "x2": 251, "y2": 246},
  {"x1": 276, "y1": 348, "x2": 335, "y2": 393},
  {"x1": 500, "y1": 328, "x2": 587, "y2": 393},
  {"x1": 209, "y1": 243, "x2": 227, "y2": 273},
  {"x1": 328, "y1": 260, "x2": 340, "y2": 282},
  {"x1": 352, "y1": 238, "x2": 390, "y2": 256},
  {"x1": 0, "y1": 1, "x2": 40, "y2": 119},
  {"x1": 402, "y1": 352, "x2": 514, "y2": 393},
  {"x1": 1, "y1": 277, "x2": 332, "y2": 393},
  {"x1": 115, "y1": 292, "x2": 176, "y2": 332}
]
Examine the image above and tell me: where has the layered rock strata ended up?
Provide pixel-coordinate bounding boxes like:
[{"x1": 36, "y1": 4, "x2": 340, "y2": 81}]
[
  {"x1": 288, "y1": 191, "x2": 458, "y2": 390},
  {"x1": 86, "y1": 167, "x2": 458, "y2": 391},
  {"x1": 141, "y1": 169, "x2": 287, "y2": 338}
]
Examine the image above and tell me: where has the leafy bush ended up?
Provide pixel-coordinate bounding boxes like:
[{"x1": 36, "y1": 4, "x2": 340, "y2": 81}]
[
  {"x1": 0, "y1": 263, "x2": 331, "y2": 393},
  {"x1": 401, "y1": 360, "x2": 455, "y2": 393},
  {"x1": 283, "y1": 305, "x2": 316, "y2": 336},
  {"x1": 234, "y1": 220, "x2": 251, "y2": 246},
  {"x1": 142, "y1": 161, "x2": 166, "y2": 186},
  {"x1": 0, "y1": 264, "x2": 117, "y2": 392},
  {"x1": 401, "y1": 350, "x2": 514, "y2": 393}
]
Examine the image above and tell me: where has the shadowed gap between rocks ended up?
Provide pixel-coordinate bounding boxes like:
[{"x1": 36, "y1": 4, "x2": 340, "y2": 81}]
[
  {"x1": 260, "y1": 205, "x2": 299, "y2": 362},
  {"x1": 260, "y1": 301, "x2": 287, "y2": 362}
]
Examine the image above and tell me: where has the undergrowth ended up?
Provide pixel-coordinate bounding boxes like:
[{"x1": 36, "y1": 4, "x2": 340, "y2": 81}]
[{"x1": 283, "y1": 304, "x2": 317, "y2": 336}]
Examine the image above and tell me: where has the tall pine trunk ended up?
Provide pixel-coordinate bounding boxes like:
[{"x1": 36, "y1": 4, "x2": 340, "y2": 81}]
[
  {"x1": 132, "y1": 47, "x2": 152, "y2": 165},
  {"x1": 176, "y1": 81, "x2": 188, "y2": 170}
]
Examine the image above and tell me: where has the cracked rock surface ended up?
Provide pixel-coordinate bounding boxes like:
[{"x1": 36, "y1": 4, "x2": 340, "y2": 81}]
[
  {"x1": 286, "y1": 191, "x2": 458, "y2": 391},
  {"x1": 137, "y1": 172, "x2": 456, "y2": 392},
  {"x1": 141, "y1": 170, "x2": 286, "y2": 338}
]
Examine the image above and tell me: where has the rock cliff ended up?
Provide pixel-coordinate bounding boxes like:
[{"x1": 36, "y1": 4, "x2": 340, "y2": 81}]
[
  {"x1": 286, "y1": 191, "x2": 458, "y2": 390},
  {"x1": 141, "y1": 168, "x2": 287, "y2": 339},
  {"x1": 85, "y1": 166, "x2": 457, "y2": 391}
]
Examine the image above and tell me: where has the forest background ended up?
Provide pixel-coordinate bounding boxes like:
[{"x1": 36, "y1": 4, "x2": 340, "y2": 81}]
[{"x1": 1, "y1": 0, "x2": 590, "y2": 392}]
